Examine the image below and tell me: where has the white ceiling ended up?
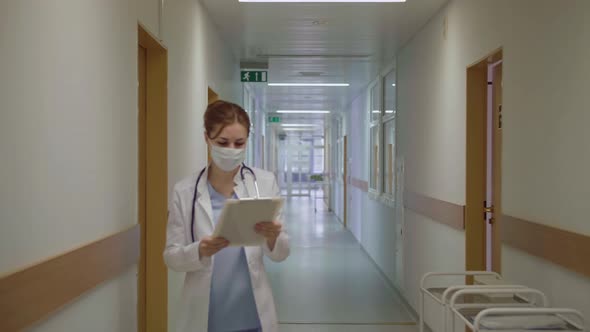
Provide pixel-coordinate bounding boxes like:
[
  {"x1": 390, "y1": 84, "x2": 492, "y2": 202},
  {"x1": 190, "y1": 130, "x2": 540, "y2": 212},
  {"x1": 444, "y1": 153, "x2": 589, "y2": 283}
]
[
  {"x1": 200, "y1": 0, "x2": 448, "y2": 115},
  {"x1": 269, "y1": 112, "x2": 327, "y2": 137}
]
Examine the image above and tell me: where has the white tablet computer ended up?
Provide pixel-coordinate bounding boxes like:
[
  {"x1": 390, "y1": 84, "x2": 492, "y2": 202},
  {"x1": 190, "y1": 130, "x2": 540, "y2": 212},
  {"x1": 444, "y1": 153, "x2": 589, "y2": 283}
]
[{"x1": 212, "y1": 197, "x2": 284, "y2": 246}]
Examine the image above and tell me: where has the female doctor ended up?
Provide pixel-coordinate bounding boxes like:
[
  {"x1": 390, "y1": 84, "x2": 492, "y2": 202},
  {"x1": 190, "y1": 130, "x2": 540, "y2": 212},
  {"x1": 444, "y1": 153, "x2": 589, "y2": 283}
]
[{"x1": 164, "y1": 100, "x2": 290, "y2": 332}]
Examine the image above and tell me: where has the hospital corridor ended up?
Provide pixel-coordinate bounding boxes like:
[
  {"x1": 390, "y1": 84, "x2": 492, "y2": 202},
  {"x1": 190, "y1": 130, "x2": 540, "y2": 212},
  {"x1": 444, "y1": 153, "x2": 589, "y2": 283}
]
[
  {"x1": 1, "y1": 0, "x2": 590, "y2": 332},
  {"x1": 269, "y1": 196, "x2": 414, "y2": 331}
]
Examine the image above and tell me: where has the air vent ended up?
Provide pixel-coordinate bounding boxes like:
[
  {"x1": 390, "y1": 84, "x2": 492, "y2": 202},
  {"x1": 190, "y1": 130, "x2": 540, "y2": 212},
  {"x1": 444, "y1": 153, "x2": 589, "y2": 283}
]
[
  {"x1": 299, "y1": 71, "x2": 324, "y2": 77},
  {"x1": 257, "y1": 54, "x2": 372, "y2": 59},
  {"x1": 312, "y1": 19, "x2": 328, "y2": 26}
]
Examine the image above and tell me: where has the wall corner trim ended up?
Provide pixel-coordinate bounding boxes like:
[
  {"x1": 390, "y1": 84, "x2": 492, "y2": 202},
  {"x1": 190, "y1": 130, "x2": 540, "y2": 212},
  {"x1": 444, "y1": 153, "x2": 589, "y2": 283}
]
[{"x1": 404, "y1": 190, "x2": 465, "y2": 230}]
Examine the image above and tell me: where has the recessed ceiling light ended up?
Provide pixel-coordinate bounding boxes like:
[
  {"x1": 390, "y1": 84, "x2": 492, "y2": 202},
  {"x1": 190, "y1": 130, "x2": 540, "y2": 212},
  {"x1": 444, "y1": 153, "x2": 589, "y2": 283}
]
[
  {"x1": 392, "y1": 83, "x2": 396, "y2": 86},
  {"x1": 299, "y1": 71, "x2": 324, "y2": 77},
  {"x1": 240, "y1": 0, "x2": 405, "y2": 2},
  {"x1": 276, "y1": 110, "x2": 331, "y2": 114},
  {"x1": 283, "y1": 128, "x2": 318, "y2": 131},
  {"x1": 281, "y1": 124, "x2": 320, "y2": 127},
  {"x1": 269, "y1": 83, "x2": 349, "y2": 87}
]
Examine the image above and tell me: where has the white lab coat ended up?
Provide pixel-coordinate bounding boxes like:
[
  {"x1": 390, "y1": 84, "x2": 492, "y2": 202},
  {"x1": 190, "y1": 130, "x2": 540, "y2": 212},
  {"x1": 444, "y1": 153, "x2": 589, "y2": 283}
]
[{"x1": 164, "y1": 166, "x2": 290, "y2": 332}]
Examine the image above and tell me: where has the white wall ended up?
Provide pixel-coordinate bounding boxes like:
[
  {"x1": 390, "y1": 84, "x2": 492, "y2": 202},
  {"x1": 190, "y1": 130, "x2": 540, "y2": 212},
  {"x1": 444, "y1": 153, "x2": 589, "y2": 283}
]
[
  {"x1": 28, "y1": 268, "x2": 138, "y2": 332},
  {"x1": 348, "y1": 92, "x2": 367, "y2": 241},
  {"x1": 347, "y1": 85, "x2": 409, "y2": 294},
  {"x1": 165, "y1": 0, "x2": 241, "y2": 191},
  {"x1": 331, "y1": 115, "x2": 344, "y2": 223},
  {"x1": 136, "y1": 0, "x2": 160, "y2": 36},
  {"x1": 396, "y1": 0, "x2": 590, "y2": 325},
  {"x1": 396, "y1": 0, "x2": 467, "y2": 317},
  {"x1": 257, "y1": 102, "x2": 265, "y2": 169},
  {"x1": 162, "y1": 0, "x2": 241, "y2": 330},
  {"x1": 0, "y1": 0, "x2": 160, "y2": 330}
]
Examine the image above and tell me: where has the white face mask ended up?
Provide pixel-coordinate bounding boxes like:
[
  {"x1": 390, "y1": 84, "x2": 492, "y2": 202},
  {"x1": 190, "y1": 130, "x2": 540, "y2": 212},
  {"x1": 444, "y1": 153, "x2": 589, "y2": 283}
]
[{"x1": 210, "y1": 144, "x2": 246, "y2": 172}]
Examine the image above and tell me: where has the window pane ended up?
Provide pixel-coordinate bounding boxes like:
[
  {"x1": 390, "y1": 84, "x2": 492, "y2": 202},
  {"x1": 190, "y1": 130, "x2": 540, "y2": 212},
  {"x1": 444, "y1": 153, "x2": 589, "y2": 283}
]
[
  {"x1": 370, "y1": 125, "x2": 380, "y2": 189},
  {"x1": 313, "y1": 148, "x2": 324, "y2": 174},
  {"x1": 384, "y1": 119, "x2": 396, "y2": 195},
  {"x1": 334, "y1": 139, "x2": 342, "y2": 179},
  {"x1": 370, "y1": 82, "x2": 382, "y2": 122},
  {"x1": 384, "y1": 69, "x2": 396, "y2": 117},
  {"x1": 339, "y1": 140, "x2": 344, "y2": 177},
  {"x1": 314, "y1": 137, "x2": 325, "y2": 147}
]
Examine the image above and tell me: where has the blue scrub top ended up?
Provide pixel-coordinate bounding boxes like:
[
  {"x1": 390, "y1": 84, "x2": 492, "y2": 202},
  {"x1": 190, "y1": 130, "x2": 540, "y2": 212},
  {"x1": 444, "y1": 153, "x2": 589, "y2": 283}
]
[{"x1": 207, "y1": 182, "x2": 261, "y2": 332}]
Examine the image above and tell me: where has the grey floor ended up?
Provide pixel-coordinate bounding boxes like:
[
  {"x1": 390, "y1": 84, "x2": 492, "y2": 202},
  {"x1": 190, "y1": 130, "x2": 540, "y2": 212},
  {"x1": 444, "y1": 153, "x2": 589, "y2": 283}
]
[{"x1": 265, "y1": 195, "x2": 417, "y2": 332}]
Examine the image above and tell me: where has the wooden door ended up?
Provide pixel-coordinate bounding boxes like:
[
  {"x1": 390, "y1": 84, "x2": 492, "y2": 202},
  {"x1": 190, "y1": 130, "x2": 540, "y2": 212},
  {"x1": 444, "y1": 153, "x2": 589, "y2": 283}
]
[
  {"x1": 343, "y1": 136, "x2": 348, "y2": 227},
  {"x1": 138, "y1": 24, "x2": 168, "y2": 332},
  {"x1": 466, "y1": 49, "x2": 503, "y2": 277},
  {"x1": 491, "y1": 62, "x2": 503, "y2": 273}
]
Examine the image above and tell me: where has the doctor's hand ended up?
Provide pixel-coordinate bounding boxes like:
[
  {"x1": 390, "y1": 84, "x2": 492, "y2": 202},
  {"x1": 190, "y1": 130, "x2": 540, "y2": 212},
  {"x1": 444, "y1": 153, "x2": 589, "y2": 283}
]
[
  {"x1": 255, "y1": 221, "x2": 282, "y2": 251},
  {"x1": 199, "y1": 236, "x2": 230, "y2": 259}
]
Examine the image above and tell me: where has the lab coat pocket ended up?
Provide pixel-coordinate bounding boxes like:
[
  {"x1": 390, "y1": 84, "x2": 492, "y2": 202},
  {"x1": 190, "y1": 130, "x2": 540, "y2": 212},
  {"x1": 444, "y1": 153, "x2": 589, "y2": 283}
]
[{"x1": 245, "y1": 247, "x2": 263, "y2": 278}]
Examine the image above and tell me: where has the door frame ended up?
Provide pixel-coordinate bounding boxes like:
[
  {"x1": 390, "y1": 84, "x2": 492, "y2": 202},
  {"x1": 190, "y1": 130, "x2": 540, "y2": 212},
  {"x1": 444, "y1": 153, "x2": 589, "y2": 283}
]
[
  {"x1": 324, "y1": 132, "x2": 331, "y2": 210},
  {"x1": 465, "y1": 48, "x2": 503, "y2": 275},
  {"x1": 138, "y1": 23, "x2": 168, "y2": 332},
  {"x1": 207, "y1": 87, "x2": 219, "y2": 163},
  {"x1": 208, "y1": 87, "x2": 219, "y2": 104},
  {"x1": 343, "y1": 135, "x2": 348, "y2": 228},
  {"x1": 491, "y1": 61, "x2": 503, "y2": 273}
]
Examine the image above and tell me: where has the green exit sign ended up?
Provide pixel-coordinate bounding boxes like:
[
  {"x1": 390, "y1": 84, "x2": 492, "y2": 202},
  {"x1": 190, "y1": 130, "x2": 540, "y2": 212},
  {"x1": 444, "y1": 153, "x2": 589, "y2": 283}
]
[
  {"x1": 268, "y1": 116, "x2": 281, "y2": 123},
  {"x1": 241, "y1": 71, "x2": 267, "y2": 82}
]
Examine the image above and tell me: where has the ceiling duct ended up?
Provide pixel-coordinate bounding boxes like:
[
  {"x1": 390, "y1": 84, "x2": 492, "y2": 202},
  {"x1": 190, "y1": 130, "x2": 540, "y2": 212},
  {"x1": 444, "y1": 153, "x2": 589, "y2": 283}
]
[
  {"x1": 240, "y1": 60, "x2": 269, "y2": 69},
  {"x1": 256, "y1": 53, "x2": 373, "y2": 60},
  {"x1": 298, "y1": 71, "x2": 324, "y2": 77}
]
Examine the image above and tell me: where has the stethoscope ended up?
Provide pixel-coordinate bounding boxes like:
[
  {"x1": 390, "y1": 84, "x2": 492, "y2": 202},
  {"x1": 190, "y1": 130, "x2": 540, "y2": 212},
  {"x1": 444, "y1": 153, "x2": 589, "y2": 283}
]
[{"x1": 190, "y1": 163, "x2": 259, "y2": 243}]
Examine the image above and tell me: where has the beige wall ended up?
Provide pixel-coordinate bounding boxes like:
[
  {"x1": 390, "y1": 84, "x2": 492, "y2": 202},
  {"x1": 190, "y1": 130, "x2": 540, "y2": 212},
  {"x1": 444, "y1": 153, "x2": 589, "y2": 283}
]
[
  {"x1": 1, "y1": 0, "x2": 164, "y2": 330},
  {"x1": 397, "y1": 0, "x2": 590, "y2": 327},
  {"x1": 161, "y1": 0, "x2": 241, "y2": 330},
  {"x1": 136, "y1": 0, "x2": 160, "y2": 36},
  {"x1": 0, "y1": 0, "x2": 240, "y2": 328}
]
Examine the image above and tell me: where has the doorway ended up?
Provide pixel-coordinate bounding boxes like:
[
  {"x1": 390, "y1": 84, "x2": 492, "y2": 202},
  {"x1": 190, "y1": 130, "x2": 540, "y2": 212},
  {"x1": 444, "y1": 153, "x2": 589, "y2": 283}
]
[
  {"x1": 208, "y1": 87, "x2": 219, "y2": 104},
  {"x1": 280, "y1": 137, "x2": 313, "y2": 197},
  {"x1": 138, "y1": 24, "x2": 168, "y2": 332},
  {"x1": 207, "y1": 87, "x2": 219, "y2": 163},
  {"x1": 466, "y1": 49, "x2": 503, "y2": 274},
  {"x1": 343, "y1": 135, "x2": 348, "y2": 228}
]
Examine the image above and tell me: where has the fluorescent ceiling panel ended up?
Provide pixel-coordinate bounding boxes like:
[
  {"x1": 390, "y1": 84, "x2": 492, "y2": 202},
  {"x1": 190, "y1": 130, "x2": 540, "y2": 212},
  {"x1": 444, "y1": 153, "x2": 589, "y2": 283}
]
[
  {"x1": 268, "y1": 83, "x2": 349, "y2": 87},
  {"x1": 276, "y1": 110, "x2": 331, "y2": 114},
  {"x1": 281, "y1": 124, "x2": 320, "y2": 127},
  {"x1": 240, "y1": 0, "x2": 405, "y2": 2},
  {"x1": 283, "y1": 128, "x2": 318, "y2": 131}
]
